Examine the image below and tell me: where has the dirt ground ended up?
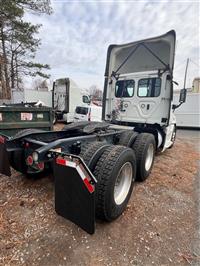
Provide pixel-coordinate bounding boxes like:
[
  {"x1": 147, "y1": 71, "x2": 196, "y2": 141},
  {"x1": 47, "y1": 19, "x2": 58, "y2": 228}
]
[{"x1": 0, "y1": 126, "x2": 199, "y2": 266}]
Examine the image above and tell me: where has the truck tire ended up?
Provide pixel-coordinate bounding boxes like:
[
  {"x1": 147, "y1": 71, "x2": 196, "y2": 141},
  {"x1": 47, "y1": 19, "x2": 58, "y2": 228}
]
[
  {"x1": 132, "y1": 133, "x2": 156, "y2": 182},
  {"x1": 10, "y1": 129, "x2": 44, "y2": 174},
  {"x1": 94, "y1": 145, "x2": 136, "y2": 221},
  {"x1": 118, "y1": 130, "x2": 138, "y2": 147},
  {"x1": 79, "y1": 142, "x2": 110, "y2": 171}
]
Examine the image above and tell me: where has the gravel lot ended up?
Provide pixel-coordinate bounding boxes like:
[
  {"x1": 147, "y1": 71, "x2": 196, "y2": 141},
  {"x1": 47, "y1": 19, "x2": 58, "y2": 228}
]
[{"x1": 0, "y1": 126, "x2": 199, "y2": 266}]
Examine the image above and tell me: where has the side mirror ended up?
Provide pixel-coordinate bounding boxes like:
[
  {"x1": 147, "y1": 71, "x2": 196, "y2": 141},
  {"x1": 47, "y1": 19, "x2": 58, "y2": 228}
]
[
  {"x1": 179, "y1": 88, "x2": 187, "y2": 103},
  {"x1": 172, "y1": 80, "x2": 179, "y2": 86}
]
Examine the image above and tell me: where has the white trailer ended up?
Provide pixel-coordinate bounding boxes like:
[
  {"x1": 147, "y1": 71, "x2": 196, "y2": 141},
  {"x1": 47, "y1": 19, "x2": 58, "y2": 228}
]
[
  {"x1": 173, "y1": 92, "x2": 200, "y2": 128},
  {"x1": 12, "y1": 90, "x2": 52, "y2": 107},
  {"x1": 53, "y1": 78, "x2": 90, "y2": 123}
]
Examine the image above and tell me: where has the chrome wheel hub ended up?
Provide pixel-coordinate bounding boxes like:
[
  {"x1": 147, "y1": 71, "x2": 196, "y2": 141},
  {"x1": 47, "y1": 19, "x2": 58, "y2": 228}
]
[
  {"x1": 145, "y1": 144, "x2": 154, "y2": 171},
  {"x1": 114, "y1": 162, "x2": 133, "y2": 205}
]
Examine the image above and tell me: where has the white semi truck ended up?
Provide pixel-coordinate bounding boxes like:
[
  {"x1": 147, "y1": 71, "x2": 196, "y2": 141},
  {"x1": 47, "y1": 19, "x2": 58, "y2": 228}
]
[
  {"x1": 0, "y1": 30, "x2": 186, "y2": 234},
  {"x1": 52, "y1": 78, "x2": 90, "y2": 123}
]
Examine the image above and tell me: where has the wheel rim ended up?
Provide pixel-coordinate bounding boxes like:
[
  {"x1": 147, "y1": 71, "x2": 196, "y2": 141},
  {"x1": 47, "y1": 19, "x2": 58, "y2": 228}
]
[
  {"x1": 114, "y1": 162, "x2": 133, "y2": 205},
  {"x1": 145, "y1": 144, "x2": 154, "y2": 172}
]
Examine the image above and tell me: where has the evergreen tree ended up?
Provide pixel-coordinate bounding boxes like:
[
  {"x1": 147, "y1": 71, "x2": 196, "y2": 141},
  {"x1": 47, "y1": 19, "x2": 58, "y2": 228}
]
[{"x1": 0, "y1": 0, "x2": 52, "y2": 98}]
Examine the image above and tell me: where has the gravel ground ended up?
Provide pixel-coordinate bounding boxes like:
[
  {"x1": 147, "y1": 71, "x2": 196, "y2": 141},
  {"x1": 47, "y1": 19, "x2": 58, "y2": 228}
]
[{"x1": 0, "y1": 126, "x2": 199, "y2": 266}]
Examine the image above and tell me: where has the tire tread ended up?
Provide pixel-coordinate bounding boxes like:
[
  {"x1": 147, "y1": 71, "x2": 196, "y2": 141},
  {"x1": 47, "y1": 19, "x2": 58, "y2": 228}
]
[
  {"x1": 79, "y1": 142, "x2": 107, "y2": 167},
  {"x1": 132, "y1": 133, "x2": 155, "y2": 181},
  {"x1": 118, "y1": 130, "x2": 137, "y2": 147},
  {"x1": 94, "y1": 145, "x2": 129, "y2": 220}
]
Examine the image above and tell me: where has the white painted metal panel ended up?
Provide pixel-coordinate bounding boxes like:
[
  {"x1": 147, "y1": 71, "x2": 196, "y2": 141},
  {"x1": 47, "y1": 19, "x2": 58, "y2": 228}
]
[
  {"x1": 24, "y1": 90, "x2": 52, "y2": 107},
  {"x1": 12, "y1": 90, "x2": 52, "y2": 107},
  {"x1": 173, "y1": 93, "x2": 200, "y2": 128},
  {"x1": 12, "y1": 90, "x2": 24, "y2": 103}
]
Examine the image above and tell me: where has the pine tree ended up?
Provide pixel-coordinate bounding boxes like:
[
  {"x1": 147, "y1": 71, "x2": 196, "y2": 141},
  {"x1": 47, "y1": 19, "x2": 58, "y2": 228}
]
[{"x1": 0, "y1": 0, "x2": 52, "y2": 98}]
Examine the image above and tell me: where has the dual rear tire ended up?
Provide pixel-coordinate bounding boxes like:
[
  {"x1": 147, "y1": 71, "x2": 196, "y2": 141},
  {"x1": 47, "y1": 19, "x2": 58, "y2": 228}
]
[
  {"x1": 80, "y1": 142, "x2": 136, "y2": 221},
  {"x1": 118, "y1": 131, "x2": 156, "y2": 182},
  {"x1": 80, "y1": 130, "x2": 156, "y2": 221},
  {"x1": 132, "y1": 133, "x2": 156, "y2": 181}
]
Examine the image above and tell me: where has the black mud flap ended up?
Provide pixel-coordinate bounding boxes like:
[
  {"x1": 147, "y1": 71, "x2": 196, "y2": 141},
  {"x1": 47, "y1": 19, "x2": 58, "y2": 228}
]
[
  {"x1": 53, "y1": 154, "x2": 97, "y2": 234},
  {"x1": 0, "y1": 137, "x2": 11, "y2": 176}
]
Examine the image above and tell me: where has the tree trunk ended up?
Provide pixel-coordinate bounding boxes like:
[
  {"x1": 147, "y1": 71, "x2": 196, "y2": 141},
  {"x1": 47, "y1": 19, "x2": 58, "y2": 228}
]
[
  {"x1": 15, "y1": 53, "x2": 20, "y2": 90},
  {"x1": 0, "y1": 26, "x2": 11, "y2": 99},
  {"x1": 0, "y1": 55, "x2": 5, "y2": 99},
  {"x1": 10, "y1": 51, "x2": 15, "y2": 89}
]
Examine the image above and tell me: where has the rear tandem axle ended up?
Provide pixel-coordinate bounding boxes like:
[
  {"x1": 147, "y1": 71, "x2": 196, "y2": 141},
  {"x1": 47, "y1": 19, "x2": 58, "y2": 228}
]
[{"x1": 0, "y1": 122, "x2": 159, "y2": 234}]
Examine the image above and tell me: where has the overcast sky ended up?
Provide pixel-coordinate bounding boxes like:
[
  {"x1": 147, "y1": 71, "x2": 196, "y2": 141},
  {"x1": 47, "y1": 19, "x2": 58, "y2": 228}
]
[{"x1": 25, "y1": 0, "x2": 199, "y2": 90}]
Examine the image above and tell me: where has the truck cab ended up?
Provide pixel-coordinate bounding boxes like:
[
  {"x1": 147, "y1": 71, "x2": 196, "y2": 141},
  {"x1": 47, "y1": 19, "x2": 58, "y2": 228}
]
[{"x1": 103, "y1": 30, "x2": 177, "y2": 150}]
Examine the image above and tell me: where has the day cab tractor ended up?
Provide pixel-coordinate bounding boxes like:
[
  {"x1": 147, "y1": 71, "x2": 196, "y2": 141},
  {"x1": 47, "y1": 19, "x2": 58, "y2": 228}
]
[{"x1": 0, "y1": 30, "x2": 186, "y2": 234}]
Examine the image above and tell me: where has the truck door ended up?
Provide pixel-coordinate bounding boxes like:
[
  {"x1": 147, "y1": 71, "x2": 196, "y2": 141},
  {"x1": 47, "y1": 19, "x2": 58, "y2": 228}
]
[
  {"x1": 114, "y1": 73, "x2": 171, "y2": 125},
  {"x1": 135, "y1": 74, "x2": 171, "y2": 125},
  {"x1": 114, "y1": 78, "x2": 135, "y2": 120}
]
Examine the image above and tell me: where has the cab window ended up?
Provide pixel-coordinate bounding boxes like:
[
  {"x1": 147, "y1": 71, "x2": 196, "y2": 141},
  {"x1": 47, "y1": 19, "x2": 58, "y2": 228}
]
[
  {"x1": 138, "y1": 78, "x2": 161, "y2": 97},
  {"x1": 75, "y1": 106, "x2": 88, "y2": 115},
  {"x1": 115, "y1": 80, "x2": 135, "y2": 98}
]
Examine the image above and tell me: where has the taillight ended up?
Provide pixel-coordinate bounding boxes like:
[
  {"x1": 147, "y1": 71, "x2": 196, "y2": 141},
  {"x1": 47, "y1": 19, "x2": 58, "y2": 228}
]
[
  {"x1": 37, "y1": 162, "x2": 44, "y2": 170},
  {"x1": 26, "y1": 156, "x2": 33, "y2": 166},
  {"x1": 0, "y1": 136, "x2": 5, "y2": 143}
]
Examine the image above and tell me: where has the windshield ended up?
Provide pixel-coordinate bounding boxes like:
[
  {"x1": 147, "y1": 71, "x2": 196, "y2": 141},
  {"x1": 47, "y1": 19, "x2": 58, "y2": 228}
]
[{"x1": 75, "y1": 106, "x2": 89, "y2": 115}]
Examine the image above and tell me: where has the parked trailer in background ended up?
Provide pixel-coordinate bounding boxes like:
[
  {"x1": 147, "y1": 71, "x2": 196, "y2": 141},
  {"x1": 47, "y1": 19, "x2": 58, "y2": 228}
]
[
  {"x1": 52, "y1": 78, "x2": 90, "y2": 123},
  {"x1": 0, "y1": 30, "x2": 186, "y2": 234},
  {"x1": 173, "y1": 92, "x2": 200, "y2": 128},
  {"x1": 12, "y1": 90, "x2": 52, "y2": 107}
]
